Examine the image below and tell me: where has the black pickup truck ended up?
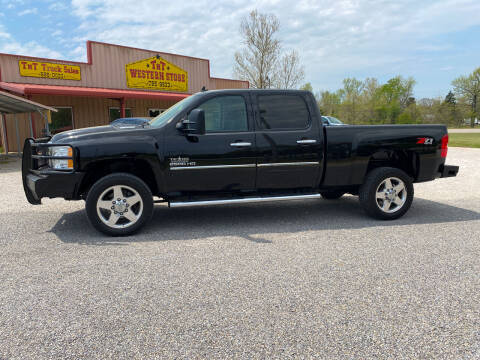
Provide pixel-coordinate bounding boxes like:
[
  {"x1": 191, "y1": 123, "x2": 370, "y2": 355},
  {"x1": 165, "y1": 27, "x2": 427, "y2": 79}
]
[{"x1": 22, "y1": 89, "x2": 459, "y2": 236}]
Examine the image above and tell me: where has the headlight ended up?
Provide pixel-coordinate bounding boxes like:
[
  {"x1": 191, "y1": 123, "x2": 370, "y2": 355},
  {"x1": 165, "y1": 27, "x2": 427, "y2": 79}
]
[{"x1": 48, "y1": 146, "x2": 73, "y2": 170}]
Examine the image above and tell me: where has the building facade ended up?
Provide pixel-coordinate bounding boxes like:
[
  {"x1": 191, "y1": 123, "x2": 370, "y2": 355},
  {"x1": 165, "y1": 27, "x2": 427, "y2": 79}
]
[{"x1": 0, "y1": 41, "x2": 248, "y2": 152}]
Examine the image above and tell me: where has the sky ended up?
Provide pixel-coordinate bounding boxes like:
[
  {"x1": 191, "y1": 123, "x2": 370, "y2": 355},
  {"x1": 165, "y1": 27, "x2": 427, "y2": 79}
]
[{"x1": 0, "y1": 0, "x2": 479, "y2": 99}]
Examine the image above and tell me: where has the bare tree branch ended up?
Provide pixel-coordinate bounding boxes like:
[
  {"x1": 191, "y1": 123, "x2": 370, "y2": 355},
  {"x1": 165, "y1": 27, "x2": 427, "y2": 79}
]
[
  {"x1": 233, "y1": 10, "x2": 280, "y2": 89},
  {"x1": 273, "y1": 50, "x2": 305, "y2": 89}
]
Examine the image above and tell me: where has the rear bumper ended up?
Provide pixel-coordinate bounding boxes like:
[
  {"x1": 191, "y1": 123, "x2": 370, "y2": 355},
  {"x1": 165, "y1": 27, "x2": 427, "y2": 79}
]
[
  {"x1": 22, "y1": 138, "x2": 84, "y2": 204},
  {"x1": 439, "y1": 164, "x2": 459, "y2": 178}
]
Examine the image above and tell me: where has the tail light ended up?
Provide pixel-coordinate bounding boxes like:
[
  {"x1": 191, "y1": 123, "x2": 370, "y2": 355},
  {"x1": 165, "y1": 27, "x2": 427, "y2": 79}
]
[{"x1": 440, "y1": 134, "x2": 448, "y2": 158}]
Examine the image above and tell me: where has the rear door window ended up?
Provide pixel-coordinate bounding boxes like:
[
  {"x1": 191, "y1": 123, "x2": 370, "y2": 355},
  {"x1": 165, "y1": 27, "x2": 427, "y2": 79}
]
[{"x1": 257, "y1": 95, "x2": 310, "y2": 130}]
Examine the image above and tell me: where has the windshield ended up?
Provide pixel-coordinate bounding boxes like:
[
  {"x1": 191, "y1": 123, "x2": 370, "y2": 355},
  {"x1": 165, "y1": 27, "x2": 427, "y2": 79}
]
[{"x1": 149, "y1": 93, "x2": 200, "y2": 127}]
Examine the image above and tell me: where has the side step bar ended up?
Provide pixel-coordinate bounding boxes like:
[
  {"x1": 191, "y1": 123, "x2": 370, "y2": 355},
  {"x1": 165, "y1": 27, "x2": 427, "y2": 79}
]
[{"x1": 169, "y1": 193, "x2": 321, "y2": 208}]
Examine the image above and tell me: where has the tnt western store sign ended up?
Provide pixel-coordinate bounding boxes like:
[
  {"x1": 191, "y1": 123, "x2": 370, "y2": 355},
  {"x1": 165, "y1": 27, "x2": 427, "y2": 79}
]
[
  {"x1": 0, "y1": 41, "x2": 248, "y2": 153},
  {"x1": 126, "y1": 56, "x2": 188, "y2": 92}
]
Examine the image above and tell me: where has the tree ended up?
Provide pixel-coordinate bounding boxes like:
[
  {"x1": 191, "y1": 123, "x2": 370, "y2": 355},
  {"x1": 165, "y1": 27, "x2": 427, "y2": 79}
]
[
  {"x1": 300, "y1": 82, "x2": 313, "y2": 92},
  {"x1": 274, "y1": 50, "x2": 305, "y2": 89},
  {"x1": 442, "y1": 91, "x2": 462, "y2": 127},
  {"x1": 452, "y1": 67, "x2": 480, "y2": 127},
  {"x1": 361, "y1": 78, "x2": 381, "y2": 124},
  {"x1": 318, "y1": 90, "x2": 342, "y2": 117},
  {"x1": 341, "y1": 78, "x2": 364, "y2": 124},
  {"x1": 444, "y1": 91, "x2": 456, "y2": 105},
  {"x1": 377, "y1": 76, "x2": 416, "y2": 124},
  {"x1": 233, "y1": 10, "x2": 280, "y2": 89},
  {"x1": 234, "y1": 10, "x2": 305, "y2": 89}
]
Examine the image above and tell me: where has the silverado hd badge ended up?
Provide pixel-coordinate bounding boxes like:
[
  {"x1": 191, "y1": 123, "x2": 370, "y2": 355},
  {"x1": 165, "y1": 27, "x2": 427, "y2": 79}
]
[{"x1": 169, "y1": 156, "x2": 196, "y2": 168}]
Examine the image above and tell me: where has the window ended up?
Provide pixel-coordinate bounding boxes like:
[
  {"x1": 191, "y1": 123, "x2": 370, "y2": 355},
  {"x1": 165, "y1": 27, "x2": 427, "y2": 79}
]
[
  {"x1": 197, "y1": 96, "x2": 248, "y2": 132},
  {"x1": 150, "y1": 93, "x2": 202, "y2": 128},
  {"x1": 257, "y1": 95, "x2": 310, "y2": 130},
  {"x1": 109, "y1": 107, "x2": 132, "y2": 123},
  {"x1": 49, "y1": 107, "x2": 73, "y2": 134},
  {"x1": 148, "y1": 108, "x2": 166, "y2": 117}
]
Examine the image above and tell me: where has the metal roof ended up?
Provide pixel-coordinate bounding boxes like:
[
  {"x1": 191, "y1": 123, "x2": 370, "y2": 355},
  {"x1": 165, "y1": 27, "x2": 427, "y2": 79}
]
[{"x1": 0, "y1": 90, "x2": 57, "y2": 114}]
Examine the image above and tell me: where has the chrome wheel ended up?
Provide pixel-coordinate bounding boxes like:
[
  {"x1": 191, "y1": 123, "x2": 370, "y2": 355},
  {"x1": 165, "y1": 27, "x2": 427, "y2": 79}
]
[
  {"x1": 375, "y1": 177, "x2": 407, "y2": 213},
  {"x1": 96, "y1": 185, "x2": 143, "y2": 229}
]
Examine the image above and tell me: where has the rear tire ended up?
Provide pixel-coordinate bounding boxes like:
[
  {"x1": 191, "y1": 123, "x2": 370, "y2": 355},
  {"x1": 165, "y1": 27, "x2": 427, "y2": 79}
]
[
  {"x1": 86, "y1": 173, "x2": 153, "y2": 236},
  {"x1": 320, "y1": 190, "x2": 345, "y2": 200},
  {"x1": 359, "y1": 167, "x2": 413, "y2": 220}
]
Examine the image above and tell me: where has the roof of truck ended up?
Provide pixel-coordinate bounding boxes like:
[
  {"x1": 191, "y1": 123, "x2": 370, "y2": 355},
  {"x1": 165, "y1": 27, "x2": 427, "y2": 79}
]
[{"x1": 202, "y1": 88, "x2": 312, "y2": 94}]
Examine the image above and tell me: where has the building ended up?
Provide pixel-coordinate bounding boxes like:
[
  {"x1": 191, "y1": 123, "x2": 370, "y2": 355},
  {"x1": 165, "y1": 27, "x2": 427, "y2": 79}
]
[{"x1": 0, "y1": 41, "x2": 248, "y2": 152}]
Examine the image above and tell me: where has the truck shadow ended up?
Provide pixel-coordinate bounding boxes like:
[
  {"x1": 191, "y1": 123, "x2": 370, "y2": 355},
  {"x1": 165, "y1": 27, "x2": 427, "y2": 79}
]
[{"x1": 50, "y1": 196, "x2": 480, "y2": 246}]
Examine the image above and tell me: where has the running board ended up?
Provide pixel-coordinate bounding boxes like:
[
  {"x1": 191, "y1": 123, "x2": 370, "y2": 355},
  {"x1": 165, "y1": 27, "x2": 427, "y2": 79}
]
[{"x1": 169, "y1": 193, "x2": 321, "y2": 208}]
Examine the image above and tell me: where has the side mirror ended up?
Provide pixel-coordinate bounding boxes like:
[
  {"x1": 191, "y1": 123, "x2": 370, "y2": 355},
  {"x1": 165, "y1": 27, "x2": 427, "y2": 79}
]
[{"x1": 176, "y1": 109, "x2": 205, "y2": 134}]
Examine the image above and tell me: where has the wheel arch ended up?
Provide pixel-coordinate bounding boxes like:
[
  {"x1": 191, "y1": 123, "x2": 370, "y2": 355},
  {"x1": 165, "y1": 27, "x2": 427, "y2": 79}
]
[
  {"x1": 78, "y1": 158, "x2": 159, "y2": 198},
  {"x1": 363, "y1": 149, "x2": 418, "y2": 182}
]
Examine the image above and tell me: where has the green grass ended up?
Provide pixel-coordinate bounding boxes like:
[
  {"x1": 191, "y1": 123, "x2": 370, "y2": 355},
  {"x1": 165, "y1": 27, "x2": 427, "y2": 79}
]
[{"x1": 449, "y1": 133, "x2": 480, "y2": 148}]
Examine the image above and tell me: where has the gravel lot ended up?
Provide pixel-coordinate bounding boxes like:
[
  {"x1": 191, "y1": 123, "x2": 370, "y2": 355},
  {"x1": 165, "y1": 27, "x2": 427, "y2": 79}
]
[{"x1": 0, "y1": 148, "x2": 479, "y2": 359}]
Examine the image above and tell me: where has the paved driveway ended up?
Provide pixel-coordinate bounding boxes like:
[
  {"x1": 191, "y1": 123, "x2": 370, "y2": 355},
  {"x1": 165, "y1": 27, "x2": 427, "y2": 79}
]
[{"x1": 0, "y1": 148, "x2": 479, "y2": 359}]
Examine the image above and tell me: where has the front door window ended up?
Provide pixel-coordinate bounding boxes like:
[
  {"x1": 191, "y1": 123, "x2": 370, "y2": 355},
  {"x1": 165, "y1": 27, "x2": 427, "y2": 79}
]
[{"x1": 197, "y1": 96, "x2": 248, "y2": 132}]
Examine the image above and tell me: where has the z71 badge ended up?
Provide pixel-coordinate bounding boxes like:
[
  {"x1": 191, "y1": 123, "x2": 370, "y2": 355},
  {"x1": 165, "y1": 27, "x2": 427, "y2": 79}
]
[{"x1": 417, "y1": 137, "x2": 434, "y2": 145}]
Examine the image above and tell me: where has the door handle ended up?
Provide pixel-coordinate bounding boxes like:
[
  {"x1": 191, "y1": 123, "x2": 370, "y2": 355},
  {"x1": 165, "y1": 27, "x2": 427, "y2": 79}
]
[
  {"x1": 230, "y1": 142, "x2": 252, "y2": 147},
  {"x1": 297, "y1": 139, "x2": 317, "y2": 144}
]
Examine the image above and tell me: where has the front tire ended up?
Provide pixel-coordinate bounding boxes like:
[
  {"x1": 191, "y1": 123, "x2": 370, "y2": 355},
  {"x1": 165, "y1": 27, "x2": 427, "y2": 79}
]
[
  {"x1": 86, "y1": 173, "x2": 153, "y2": 236},
  {"x1": 359, "y1": 167, "x2": 413, "y2": 220}
]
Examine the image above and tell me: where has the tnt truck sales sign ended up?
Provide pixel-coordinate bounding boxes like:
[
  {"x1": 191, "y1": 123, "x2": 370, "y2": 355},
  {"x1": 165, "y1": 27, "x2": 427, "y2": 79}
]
[
  {"x1": 126, "y1": 56, "x2": 188, "y2": 92},
  {"x1": 19, "y1": 60, "x2": 81, "y2": 80}
]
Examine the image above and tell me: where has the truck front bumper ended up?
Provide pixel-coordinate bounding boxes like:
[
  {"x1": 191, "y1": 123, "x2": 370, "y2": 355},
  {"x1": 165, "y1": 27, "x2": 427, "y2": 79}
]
[
  {"x1": 24, "y1": 171, "x2": 85, "y2": 204},
  {"x1": 22, "y1": 138, "x2": 84, "y2": 204},
  {"x1": 439, "y1": 164, "x2": 459, "y2": 178}
]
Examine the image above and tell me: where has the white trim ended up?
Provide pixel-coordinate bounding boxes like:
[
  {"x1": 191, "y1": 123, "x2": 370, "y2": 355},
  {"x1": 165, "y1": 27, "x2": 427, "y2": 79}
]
[
  {"x1": 170, "y1": 164, "x2": 256, "y2": 170},
  {"x1": 170, "y1": 162, "x2": 320, "y2": 170},
  {"x1": 258, "y1": 162, "x2": 320, "y2": 167}
]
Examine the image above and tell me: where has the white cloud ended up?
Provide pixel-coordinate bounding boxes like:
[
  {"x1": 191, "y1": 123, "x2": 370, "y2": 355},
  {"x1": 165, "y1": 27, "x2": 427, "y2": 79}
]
[
  {"x1": 68, "y1": 45, "x2": 87, "y2": 62},
  {"x1": 0, "y1": 0, "x2": 477, "y2": 97},
  {"x1": 18, "y1": 8, "x2": 37, "y2": 16},
  {"x1": 0, "y1": 23, "x2": 11, "y2": 39},
  {"x1": 0, "y1": 23, "x2": 62, "y2": 58},
  {"x1": 68, "y1": 0, "x2": 480, "y2": 89},
  {"x1": 0, "y1": 40, "x2": 63, "y2": 58},
  {"x1": 1, "y1": 0, "x2": 24, "y2": 10},
  {"x1": 49, "y1": 2, "x2": 69, "y2": 11}
]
